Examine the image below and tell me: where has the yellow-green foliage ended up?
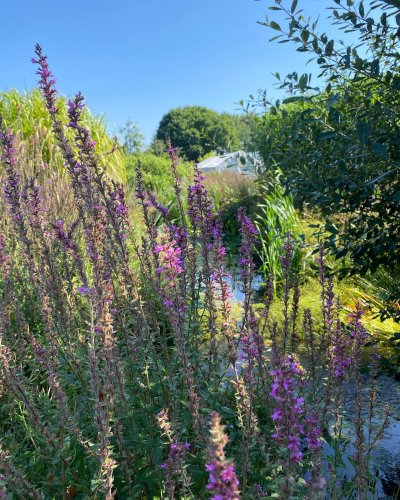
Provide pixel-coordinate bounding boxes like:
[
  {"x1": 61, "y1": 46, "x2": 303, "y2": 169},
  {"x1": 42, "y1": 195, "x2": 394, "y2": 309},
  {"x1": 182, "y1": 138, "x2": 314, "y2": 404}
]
[
  {"x1": 126, "y1": 152, "x2": 193, "y2": 203},
  {"x1": 0, "y1": 89, "x2": 126, "y2": 184},
  {"x1": 258, "y1": 275, "x2": 400, "y2": 363}
]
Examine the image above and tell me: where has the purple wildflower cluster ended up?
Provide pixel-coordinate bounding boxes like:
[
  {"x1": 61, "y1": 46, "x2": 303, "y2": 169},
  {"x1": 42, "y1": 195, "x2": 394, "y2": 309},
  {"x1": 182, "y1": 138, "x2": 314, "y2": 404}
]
[
  {"x1": 280, "y1": 232, "x2": 294, "y2": 272},
  {"x1": 147, "y1": 193, "x2": 169, "y2": 218},
  {"x1": 0, "y1": 126, "x2": 22, "y2": 224},
  {"x1": 206, "y1": 412, "x2": 240, "y2": 500},
  {"x1": 330, "y1": 316, "x2": 352, "y2": 379},
  {"x1": 270, "y1": 355, "x2": 306, "y2": 464},
  {"x1": 305, "y1": 412, "x2": 322, "y2": 451},
  {"x1": 348, "y1": 303, "x2": 367, "y2": 356},
  {"x1": 160, "y1": 441, "x2": 191, "y2": 497},
  {"x1": 187, "y1": 167, "x2": 214, "y2": 233},
  {"x1": 161, "y1": 441, "x2": 190, "y2": 472},
  {"x1": 154, "y1": 233, "x2": 184, "y2": 295},
  {"x1": 328, "y1": 302, "x2": 367, "y2": 380},
  {"x1": 32, "y1": 44, "x2": 57, "y2": 114},
  {"x1": 0, "y1": 44, "x2": 388, "y2": 500},
  {"x1": 237, "y1": 207, "x2": 258, "y2": 293}
]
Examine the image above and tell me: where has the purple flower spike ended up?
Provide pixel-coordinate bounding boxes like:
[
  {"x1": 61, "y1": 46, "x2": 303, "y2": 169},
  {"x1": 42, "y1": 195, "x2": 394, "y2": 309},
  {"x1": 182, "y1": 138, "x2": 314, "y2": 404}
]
[
  {"x1": 32, "y1": 44, "x2": 58, "y2": 115},
  {"x1": 206, "y1": 412, "x2": 240, "y2": 500},
  {"x1": 270, "y1": 354, "x2": 305, "y2": 464}
]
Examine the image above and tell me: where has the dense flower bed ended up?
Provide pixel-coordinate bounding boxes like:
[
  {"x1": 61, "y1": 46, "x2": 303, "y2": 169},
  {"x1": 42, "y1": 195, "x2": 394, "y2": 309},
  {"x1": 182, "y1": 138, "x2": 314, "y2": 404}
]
[{"x1": 0, "y1": 46, "x2": 392, "y2": 499}]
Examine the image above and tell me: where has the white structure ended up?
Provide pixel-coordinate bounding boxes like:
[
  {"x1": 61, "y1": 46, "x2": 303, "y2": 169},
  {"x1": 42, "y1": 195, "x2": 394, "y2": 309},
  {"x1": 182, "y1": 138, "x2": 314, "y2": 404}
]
[{"x1": 197, "y1": 150, "x2": 261, "y2": 175}]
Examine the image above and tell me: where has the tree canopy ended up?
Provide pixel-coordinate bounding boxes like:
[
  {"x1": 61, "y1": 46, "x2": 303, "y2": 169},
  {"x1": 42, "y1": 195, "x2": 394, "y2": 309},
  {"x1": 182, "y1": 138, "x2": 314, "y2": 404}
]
[
  {"x1": 255, "y1": 0, "x2": 400, "y2": 320},
  {"x1": 154, "y1": 106, "x2": 242, "y2": 161}
]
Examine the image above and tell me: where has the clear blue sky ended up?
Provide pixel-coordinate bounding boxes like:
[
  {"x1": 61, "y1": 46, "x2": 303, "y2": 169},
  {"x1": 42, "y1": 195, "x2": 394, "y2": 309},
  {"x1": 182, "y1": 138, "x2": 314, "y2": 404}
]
[{"x1": 1, "y1": 0, "x2": 333, "y2": 143}]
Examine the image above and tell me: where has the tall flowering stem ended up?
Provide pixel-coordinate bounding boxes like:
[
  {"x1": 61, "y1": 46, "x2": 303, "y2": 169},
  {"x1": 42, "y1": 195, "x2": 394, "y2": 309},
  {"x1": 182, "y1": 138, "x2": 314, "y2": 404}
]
[
  {"x1": 187, "y1": 167, "x2": 219, "y2": 370},
  {"x1": 154, "y1": 229, "x2": 203, "y2": 437},
  {"x1": 0, "y1": 123, "x2": 23, "y2": 225},
  {"x1": 270, "y1": 354, "x2": 306, "y2": 497},
  {"x1": 206, "y1": 412, "x2": 240, "y2": 500},
  {"x1": 32, "y1": 46, "x2": 120, "y2": 497},
  {"x1": 157, "y1": 409, "x2": 192, "y2": 498},
  {"x1": 317, "y1": 242, "x2": 334, "y2": 350},
  {"x1": 211, "y1": 216, "x2": 237, "y2": 366},
  {"x1": 237, "y1": 208, "x2": 258, "y2": 326},
  {"x1": 280, "y1": 233, "x2": 294, "y2": 353},
  {"x1": 348, "y1": 304, "x2": 368, "y2": 495}
]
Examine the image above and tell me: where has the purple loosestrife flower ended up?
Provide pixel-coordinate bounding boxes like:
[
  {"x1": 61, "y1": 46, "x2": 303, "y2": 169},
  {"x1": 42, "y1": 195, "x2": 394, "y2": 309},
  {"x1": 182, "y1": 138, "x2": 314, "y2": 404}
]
[
  {"x1": 169, "y1": 225, "x2": 188, "y2": 256},
  {"x1": 0, "y1": 124, "x2": 23, "y2": 224},
  {"x1": 111, "y1": 182, "x2": 129, "y2": 219},
  {"x1": 154, "y1": 236, "x2": 184, "y2": 288},
  {"x1": 237, "y1": 207, "x2": 258, "y2": 400},
  {"x1": 157, "y1": 409, "x2": 192, "y2": 497},
  {"x1": 67, "y1": 93, "x2": 97, "y2": 152},
  {"x1": 22, "y1": 177, "x2": 44, "y2": 228},
  {"x1": 154, "y1": 230, "x2": 187, "y2": 315},
  {"x1": 237, "y1": 207, "x2": 258, "y2": 293},
  {"x1": 305, "y1": 412, "x2": 322, "y2": 451},
  {"x1": 32, "y1": 44, "x2": 57, "y2": 115},
  {"x1": 239, "y1": 312, "x2": 261, "y2": 362},
  {"x1": 54, "y1": 220, "x2": 78, "y2": 251},
  {"x1": 280, "y1": 232, "x2": 294, "y2": 273},
  {"x1": 270, "y1": 354, "x2": 305, "y2": 464},
  {"x1": 206, "y1": 412, "x2": 240, "y2": 500},
  {"x1": 160, "y1": 441, "x2": 191, "y2": 497},
  {"x1": 187, "y1": 166, "x2": 214, "y2": 234},
  {"x1": 32, "y1": 46, "x2": 97, "y2": 210},
  {"x1": 329, "y1": 315, "x2": 352, "y2": 379},
  {"x1": 147, "y1": 193, "x2": 169, "y2": 218},
  {"x1": 187, "y1": 167, "x2": 220, "y2": 367},
  {"x1": 134, "y1": 162, "x2": 147, "y2": 202},
  {"x1": 348, "y1": 303, "x2": 367, "y2": 356}
]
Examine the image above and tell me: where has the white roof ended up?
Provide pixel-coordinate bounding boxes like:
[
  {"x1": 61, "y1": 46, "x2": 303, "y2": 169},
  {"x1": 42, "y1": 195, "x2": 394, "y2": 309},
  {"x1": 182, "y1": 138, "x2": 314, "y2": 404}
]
[{"x1": 197, "y1": 150, "x2": 261, "y2": 175}]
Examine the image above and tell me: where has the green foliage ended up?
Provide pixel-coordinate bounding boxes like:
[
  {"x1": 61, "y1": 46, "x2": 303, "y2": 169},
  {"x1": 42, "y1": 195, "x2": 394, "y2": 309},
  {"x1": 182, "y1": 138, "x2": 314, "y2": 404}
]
[
  {"x1": 254, "y1": 170, "x2": 300, "y2": 283},
  {"x1": 0, "y1": 89, "x2": 126, "y2": 183},
  {"x1": 126, "y1": 152, "x2": 193, "y2": 218},
  {"x1": 221, "y1": 112, "x2": 260, "y2": 153},
  {"x1": 154, "y1": 106, "x2": 242, "y2": 161},
  {"x1": 204, "y1": 171, "x2": 260, "y2": 255},
  {"x1": 255, "y1": 0, "x2": 400, "y2": 319}
]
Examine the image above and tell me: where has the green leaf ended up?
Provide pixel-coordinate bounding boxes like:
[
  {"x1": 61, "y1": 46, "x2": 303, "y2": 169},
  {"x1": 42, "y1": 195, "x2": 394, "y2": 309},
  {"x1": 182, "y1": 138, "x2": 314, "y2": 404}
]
[
  {"x1": 282, "y1": 96, "x2": 308, "y2": 104},
  {"x1": 299, "y1": 73, "x2": 308, "y2": 91},
  {"x1": 301, "y1": 29, "x2": 310, "y2": 43},
  {"x1": 270, "y1": 21, "x2": 282, "y2": 31},
  {"x1": 291, "y1": 0, "x2": 298, "y2": 13},
  {"x1": 325, "y1": 222, "x2": 339, "y2": 234}
]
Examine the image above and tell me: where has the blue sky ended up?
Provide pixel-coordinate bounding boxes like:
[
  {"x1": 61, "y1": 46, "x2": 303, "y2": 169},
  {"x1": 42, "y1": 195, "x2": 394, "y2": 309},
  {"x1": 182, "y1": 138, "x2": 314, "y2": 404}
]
[{"x1": 1, "y1": 0, "x2": 333, "y2": 143}]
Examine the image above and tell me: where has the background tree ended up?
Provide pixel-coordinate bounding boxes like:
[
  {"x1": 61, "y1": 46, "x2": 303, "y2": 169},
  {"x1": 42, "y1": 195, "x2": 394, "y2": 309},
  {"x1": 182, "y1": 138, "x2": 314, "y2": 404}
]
[
  {"x1": 119, "y1": 119, "x2": 144, "y2": 154},
  {"x1": 154, "y1": 106, "x2": 241, "y2": 161},
  {"x1": 223, "y1": 112, "x2": 260, "y2": 153}
]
